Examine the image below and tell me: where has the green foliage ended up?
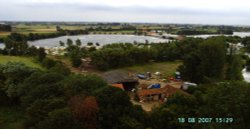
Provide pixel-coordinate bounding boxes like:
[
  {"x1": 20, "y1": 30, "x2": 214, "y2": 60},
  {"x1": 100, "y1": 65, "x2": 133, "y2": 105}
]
[
  {"x1": 20, "y1": 72, "x2": 65, "y2": 106},
  {"x1": 226, "y1": 55, "x2": 243, "y2": 80},
  {"x1": 42, "y1": 58, "x2": 57, "y2": 69},
  {"x1": 0, "y1": 62, "x2": 37, "y2": 99},
  {"x1": 63, "y1": 74, "x2": 107, "y2": 97},
  {"x1": 152, "y1": 42, "x2": 181, "y2": 61},
  {"x1": 25, "y1": 98, "x2": 66, "y2": 126},
  {"x1": 91, "y1": 43, "x2": 156, "y2": 70},
  {"x1": 200, "y1": 81, "x2": 250, "y2": 129},
  {"x1": 37, "y1": 47, "x2": 46, "y2": 62},
  {"x1": 66, "y1": 45, "x2": 83, "y2": 68},
  {"x1": 59, "y1": 41, "x2": 65, "y2": 46},
  {"x1": 178, "y1": 37, "x2": 239, "y2": 83},
  {"x1": 199, "y1": 37, "x2": 227, "y2": 80},
  {"x1": 4, "y1": 34, "x2": 28, "y2": 55},
  {"x1": 50, "y1": 62, "x2": 71, "y2": 76},
  {"x1": 66, "y1": 38, "x2": 73, "y2": 46},
  {"x1": 76, "y1": 39, "x2": 82, "y2": 46},
  {"x1": 95, "y1": 87, "x2": 137, "y2": 129},
  {"x1": 36, "y1": 108, "x2": 81, "y2": 129},
  {"x1": 242, "y1": 36, "x2": 250, "y2": 52},
  {"x1": 0, "y1": 106, "x2": 25, "y2": 129}
]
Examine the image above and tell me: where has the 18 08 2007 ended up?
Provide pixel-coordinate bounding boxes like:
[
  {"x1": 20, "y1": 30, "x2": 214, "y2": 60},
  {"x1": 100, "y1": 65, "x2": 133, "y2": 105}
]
[{"x1": 198, "y1": 118, "x2": 213, "y2": 123}]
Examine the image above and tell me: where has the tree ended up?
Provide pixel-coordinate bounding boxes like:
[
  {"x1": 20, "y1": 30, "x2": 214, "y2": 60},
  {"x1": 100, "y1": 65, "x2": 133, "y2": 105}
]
[
  {"x1": 95, "y1": 87, "x2": 135, "y2": 129},
  {"x1": 199, "y1": 38, "x2": 227, "y2": 81},
  {"x1": 27, "y1": 45, "x2": 38, "y2": 56},
  {"x1": 20, "y1": 72, "x2": 65, "y2": 106},
  {"x1": 50, "y1": 62, "x2": 70, "y2": 76},
  {"x1": 71, "y1": 55, "x2": 82, "y2": 68},
  {"x1": 76, "y1": 39, "x2": 82, "y2": 46},
  {"x1": 59, "y1": 41, "x2": 65, "y2": 47},
  {"x1": 179, "y1": 37, "x2": 227, "y2": 83},
  {"x1": 36, "y1": 108, "x2": 80, "y2": 129},
  {"x1": 178, "y1": 52, "x2": 202, "y2": 83},
  {"x1": 70, "y1": 96, "x2": 99, "y2": 129},
  {"x1": 67, "y1": 39, "x2": 73, "y2": 46},
  {"x1": 66, "y1": 45, "x2": 83, "y2": 68},
  {"x1": 0, "y1": 62, "x2": 37, "y2": 99},
  {"x1": 25, "y1": 97, "x2": 67, "y2": 127},
  {"x1": 226, "y1": 55, "x2": 243, "y2": 80},
  {"x1": 63, "y1": 74, "x2": 107, "y2": 97},
  {"x1": 42, "y1": 58, "x2": 57, "y2": 69},
  {"x1": 201, "y1": 81, "x2": 250, "y2": 129},
  {"x1": 37, "y1": 47, "x2": 46, "y2": 62}
]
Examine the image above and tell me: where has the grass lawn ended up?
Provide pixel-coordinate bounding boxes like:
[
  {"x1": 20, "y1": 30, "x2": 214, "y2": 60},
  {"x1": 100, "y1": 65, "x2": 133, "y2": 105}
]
[
  {"x1": 0, "y1": 107, "x2": 25, "y2": 129},
  {"x1": 117, "y1": 61, "x2": 182, "y2": 77},
  {"x1": 0, "y1": 56, "x2": 43, "y2": 69}
]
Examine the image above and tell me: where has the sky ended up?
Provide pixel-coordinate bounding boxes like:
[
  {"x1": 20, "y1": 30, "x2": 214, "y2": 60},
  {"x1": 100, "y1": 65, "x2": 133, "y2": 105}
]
[{"x1": 0, "y1": 0, "x2": 250, "y2": 25}]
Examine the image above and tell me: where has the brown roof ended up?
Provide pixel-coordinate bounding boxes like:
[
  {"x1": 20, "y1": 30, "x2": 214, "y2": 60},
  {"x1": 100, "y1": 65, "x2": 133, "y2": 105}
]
[
  {"x1": 111, "y1": 84, "x2": 124, "y2": 90},
  {"x1": 137, "y1": 85, "x2": 186, "y2": 98},
  {"x1": 138, "y1": 88, "x2": 164, "y2": 96},
  {"x1": 102, "y1": 70, "x2": 138, "y2": 84}
]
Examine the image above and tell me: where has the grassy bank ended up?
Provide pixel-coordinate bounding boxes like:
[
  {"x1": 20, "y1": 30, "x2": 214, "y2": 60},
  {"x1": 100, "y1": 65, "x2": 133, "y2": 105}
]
[
  {"x1": 115, "y1": 61, "x2": 182, "y2": 77},
  {"x1": 0, "y1": 56, "x2": 43, "y2": 69}
]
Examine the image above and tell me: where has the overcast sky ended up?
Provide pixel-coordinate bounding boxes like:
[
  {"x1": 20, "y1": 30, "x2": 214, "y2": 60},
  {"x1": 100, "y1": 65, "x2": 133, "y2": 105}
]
[{"x1": 1, "y1": 0, "x2": 250, "y2": 25}]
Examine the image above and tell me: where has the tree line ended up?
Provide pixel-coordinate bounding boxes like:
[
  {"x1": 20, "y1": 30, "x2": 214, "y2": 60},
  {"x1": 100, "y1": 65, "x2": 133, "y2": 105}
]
[
  {"x1": 0, "y1": 24, "x2": 11, "y2": 32},
  {"x1": 177, "y1": 29, "x2": 233, "y2": 35}
]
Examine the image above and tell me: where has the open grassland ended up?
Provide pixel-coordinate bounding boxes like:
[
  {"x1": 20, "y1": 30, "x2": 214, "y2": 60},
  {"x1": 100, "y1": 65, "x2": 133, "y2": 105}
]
[
  {"x1": 116, "y1": 61, "x2": 182, "y2": 77},
  {"x1": 13, "y1": 24, "x2": 57, "y2": 34},
  {"x1": 0, "y1": 107, "x2": 25, "y2": 129},
  {"x1": 0, "y1": 56, "x2": 43, "y2": 69}
]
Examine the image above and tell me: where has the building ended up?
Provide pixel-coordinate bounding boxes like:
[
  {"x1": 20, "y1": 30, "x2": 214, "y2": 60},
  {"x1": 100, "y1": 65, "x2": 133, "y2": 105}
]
[
  {"x1": 137, "y1": 85, "x2": 187, "y2": 102},
  {"x1": 102, "y1": 71, "x2": 138, "y2": 91},
  {"x1": 111, "y1": 84, "x2": 124, "y2": 90}
]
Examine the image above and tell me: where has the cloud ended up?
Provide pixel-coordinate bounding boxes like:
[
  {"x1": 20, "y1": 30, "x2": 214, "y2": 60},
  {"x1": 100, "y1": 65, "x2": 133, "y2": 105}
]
[{"x1": 0, "y1": 0, "x2": 250, "y2": 25}]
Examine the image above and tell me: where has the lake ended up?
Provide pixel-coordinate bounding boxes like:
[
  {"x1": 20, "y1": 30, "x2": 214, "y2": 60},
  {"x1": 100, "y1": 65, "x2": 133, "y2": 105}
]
[
  {"x1": 1, "y1": 32, "x2": 250, "y2": 48},
  {"x1": 28, "y1": 34, "x2": 170, "y2": 47},
  {"x1": 243, "y1": 68, "x2": 250, "y2": 82},
  {"x1": 187, "y1": 32, "x2": 250, "y2": 39}
]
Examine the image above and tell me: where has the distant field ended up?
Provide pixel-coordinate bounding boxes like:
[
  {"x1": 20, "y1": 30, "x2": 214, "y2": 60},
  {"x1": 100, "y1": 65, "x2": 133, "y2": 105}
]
[
  {"x1": 13, "y1": 24, "x2": 57, "y2": 34},
  {"x1": 0, "y1": 56, "x2": 43, "y2": 69},
  {"x1": 0, "y1": 32, "x2": 10, "y2": 38},
  {"x1": 116, "y1": 61, "x2": 182, "y2": 77},
  {"x1": 90, "y1": 30, "x2": 135, "y2": 34}
]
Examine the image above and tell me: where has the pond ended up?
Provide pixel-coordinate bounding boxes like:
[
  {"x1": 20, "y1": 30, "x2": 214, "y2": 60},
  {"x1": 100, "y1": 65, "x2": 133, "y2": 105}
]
[{"x1": 28, "y1": 34, "x2": 170, "y2": 47}]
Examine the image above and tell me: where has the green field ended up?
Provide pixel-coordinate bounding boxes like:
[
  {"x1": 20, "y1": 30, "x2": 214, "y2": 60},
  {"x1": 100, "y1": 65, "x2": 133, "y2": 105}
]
[
  {"x1": 0, "y1": 107, "x2": 25, "y2": 129},
  {"x1": 13, "y1": 24, "x2": 57, "y2": 34},
  {"x1": 0, "y1": 56, "x2": 43, "y2": 69},
  {"x1": 116, "y1": 61, "x2": 182, "y2": 77}
]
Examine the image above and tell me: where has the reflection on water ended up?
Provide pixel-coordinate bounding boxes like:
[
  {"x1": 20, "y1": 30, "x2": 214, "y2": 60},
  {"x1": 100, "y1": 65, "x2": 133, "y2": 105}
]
[
  {"x1": 243, "y1": 68, "x2": 250, "y2": 82},
  {"x1": 28, "y1": 34, "x2": 170, "y2": 48}
]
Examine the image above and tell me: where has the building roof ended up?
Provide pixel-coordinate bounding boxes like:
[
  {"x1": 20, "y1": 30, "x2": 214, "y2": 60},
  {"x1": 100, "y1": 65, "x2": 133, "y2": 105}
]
[
  {"x1": 111, "y1": 84, "x2": 124, "y2": 90},
  {"x1": 137, "y1": 85, "x2": 187, "y2": 99},
  {"x1": 138, "y1": 88, "x2": 165, "y2": 96},
  {"x1": 102, "y1": 70, "x2": 138, "y2": 84}
]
